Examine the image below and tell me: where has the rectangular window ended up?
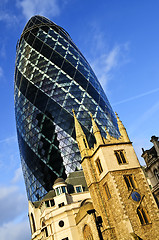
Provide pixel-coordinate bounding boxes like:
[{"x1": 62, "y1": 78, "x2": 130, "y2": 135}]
[
  {"x1": 137, "y1": 206, "x2": 150, "y2": 225},
  {"x1": 45, "y1": 200, "x2": 50, "y2": 207},
  {"x1": 104, "y1": 182, "x2": 111, "y2": 200},
  {"x1": 74, "y1": 185, "x2": 83, "y2": 193},
  {"x1": 96, "y1": 158, "x2": 103, "y2": 174},
  {"x1": 58, "y1": 202, "x2": 64, "y2": 208},
  {"x1": 114, "y1": 150, "x2": 127, "y2": 164},
  {"x1": 56, "y1": 187, "x2": 61, "y2": 196},
  {"x1": 124, "y1": 175, "x2": 137, "y2": 191},
  {"x1": 50, "y1": 199, "x2": 55, "y2": 206},
  {"x1": 61, "y1": 186, "x2": 67, "y2": 193}
]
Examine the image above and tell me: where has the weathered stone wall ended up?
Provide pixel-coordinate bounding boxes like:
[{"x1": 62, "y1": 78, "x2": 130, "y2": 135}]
[{"x1": 81, "y1": 142, "x2": 159, "y2": 240}]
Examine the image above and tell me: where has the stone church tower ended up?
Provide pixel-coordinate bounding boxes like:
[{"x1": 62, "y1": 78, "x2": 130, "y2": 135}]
[{"x1": 73, "y1": 110, "x2": 159, "y2": 239}]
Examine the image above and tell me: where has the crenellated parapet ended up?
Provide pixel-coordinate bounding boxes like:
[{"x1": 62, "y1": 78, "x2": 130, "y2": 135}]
[
  {"x1": 73, "y1": 110, "x2": 131, "y2": 159},
  {"x1": 103, "y1": 113, "x2": 130, "y2": 144}
]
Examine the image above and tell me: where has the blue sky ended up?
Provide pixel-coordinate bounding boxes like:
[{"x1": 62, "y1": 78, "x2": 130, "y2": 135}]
[{"x1": 0, "y1": 1, "x2": 159, "y2": 239}]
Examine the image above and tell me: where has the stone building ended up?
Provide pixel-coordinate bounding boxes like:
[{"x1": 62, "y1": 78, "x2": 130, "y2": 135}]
[
  {"x1": 141, "y1": 136, "x2": 159, "y2": 207},
  {"x1": 73, "y1": 112, "x2": 159, "y2": 239},
  {"x1": 29, "y1": 113, "x2": 159, "y2": 239},
  {"x1": 29, "y1": 171, "x2": 100, "y2": 240}
]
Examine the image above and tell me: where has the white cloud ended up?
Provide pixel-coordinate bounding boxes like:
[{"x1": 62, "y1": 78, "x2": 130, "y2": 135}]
[
  {"x1": 0, "y1": 185, "x2": 18, "y2": 200},
  {"x1": 0, "y1": 184, "x2": 28, "y2": 225},
  {"x1": 0, "y1": 12, "x2": 18, "y2": 25},
  {"x1": 12, "y1": 167, "x2": 23, "y2": 183},
  {"x1": 0, "y1": 44, "x2": 6, "y2": 58},
  {"x1": 0, "y1": 135, "x2": 29, "y2": 239},
  {"x1": 0, "y1": 0, "x2": 9, "y2": 5},
  {"x1": 0, "y1": 67, "x2": 3, "y2": 78},
  {"x1": 91, "y1": 31, "x2": 106, "y2": 53},
  {"x1": 0, "y1": 136, "x2": 17, "y2": 144},
  {"x1": 85, "y1": 22, "x2": 130, "y2": 90},
  {"x1": 0, "y1": 219, "x2": 31, "y2": 240},
  {"x1": 91, "y1": 43, "x2": 129, "y2": 89},
  {"x1": 0, "y1": 1, "x2": 18, "y2": 25},
  {"x1": 17, "y1": 0, "x2": 62, "y2": 20},
  {"x1": 0, "y1": 135, "x2": 19, "y2": 172},
  {"x1": 104, "y1": 46, "x2": 120, "y2": 72},
  {"x1": 112, "y1": 87, "x2": 159, "y2": 106},
  {"x1": 129, "y1": 100, "x2": 159, "y2": 135}
]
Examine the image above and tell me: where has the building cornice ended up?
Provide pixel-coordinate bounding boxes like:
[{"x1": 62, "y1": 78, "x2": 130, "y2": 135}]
[{"x1": 81, "y1": 142, "x2": 132, "y2": 163}]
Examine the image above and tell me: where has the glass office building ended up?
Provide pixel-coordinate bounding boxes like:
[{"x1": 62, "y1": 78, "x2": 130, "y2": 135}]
[{"x1": 14, "y1": 15, "x2": 119, "y2": 201}]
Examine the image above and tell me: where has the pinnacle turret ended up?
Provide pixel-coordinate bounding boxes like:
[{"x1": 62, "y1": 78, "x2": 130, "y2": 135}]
[
  {"x1": 115, "y1": 112, "x2": 130, "y2": 142},
  {"x1": 90, "y1": 114, "x2": 104, "y2": 146},
  {"x1": 72, "y1": 109, "x2": 90, "y2": 159}
]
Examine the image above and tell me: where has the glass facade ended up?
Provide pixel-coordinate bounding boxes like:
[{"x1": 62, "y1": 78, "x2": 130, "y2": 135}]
[{"x1": 14, "y1": 15, "x2": 119, "y2": 201}]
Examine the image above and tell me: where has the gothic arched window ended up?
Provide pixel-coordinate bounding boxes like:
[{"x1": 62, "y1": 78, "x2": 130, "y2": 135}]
[
  {"x1": 30, "y1": 213, "x2": 36, "y2": 233},
  {"x1": 137, "y1": 207, "x2": 150, "y2": 225},
  {"x1": 96, "y1": 158, "x2": 103, "y2": 174},
  {"x1": 41, "y1": 222, "x2": 48, "y2": 237},
  {"x1": 83, "y1": 224, "x2": 94, "y2": 240},
  {"x1": 154, "y1": 168, "x2": 159, "y2": 181},
  {"x1": 124, "y1": 175, "x2": 137, "y2": 191}
]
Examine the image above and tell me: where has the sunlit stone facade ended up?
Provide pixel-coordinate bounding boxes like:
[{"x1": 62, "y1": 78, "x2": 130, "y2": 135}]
[{"x1": 14, "y1": 15, "x2": 119, "y2": 201}]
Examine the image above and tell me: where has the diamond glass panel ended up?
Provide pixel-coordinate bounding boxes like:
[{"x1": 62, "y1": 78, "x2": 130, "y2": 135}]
[{"x1": 14, "y1": 15, "x2": 119, "y2": 202}]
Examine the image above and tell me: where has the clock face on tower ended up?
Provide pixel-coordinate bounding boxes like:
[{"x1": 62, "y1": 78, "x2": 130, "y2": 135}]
[{"x1": 131, "y1": 191, "x2": 141, "y2": 202}]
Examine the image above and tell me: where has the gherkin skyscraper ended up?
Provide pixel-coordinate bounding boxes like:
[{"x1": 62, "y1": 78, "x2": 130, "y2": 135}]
[{"x1": 14, "y1": 15, "x2": 119, "y2": 201}]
